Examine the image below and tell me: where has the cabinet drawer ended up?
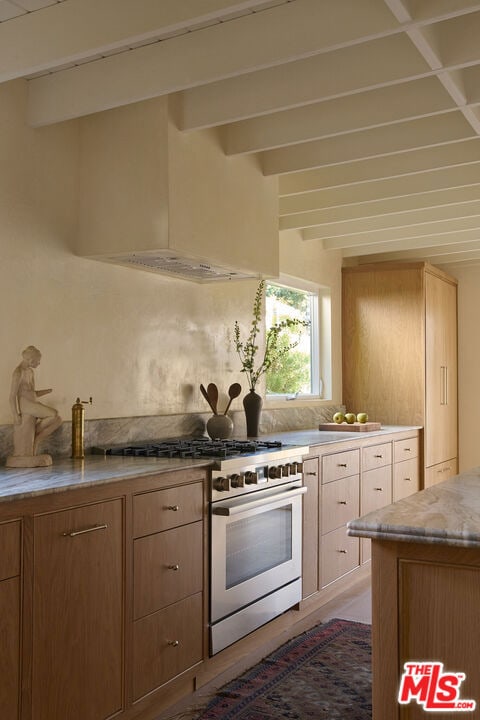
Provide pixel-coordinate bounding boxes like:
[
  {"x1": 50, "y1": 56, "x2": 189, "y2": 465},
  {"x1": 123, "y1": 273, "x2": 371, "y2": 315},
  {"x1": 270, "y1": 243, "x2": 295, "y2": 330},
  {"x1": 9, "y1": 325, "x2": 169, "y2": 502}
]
[
  {"x1": 362, "y1": 442, "x2": 392, "y2": 471},
  {"x1": 322, "y1": 475, "x2": 359, "y2": 535},
  {"x1": 133, "y1": 481, "x2": 203, "y2": 538},
  {"x1": 322, "y1": 449, "x2": 360, "y2": 483},
  {"x1": 134, "y1": 521, "x2": 203, "y2": 619},
  {"x1": 0, "y1": 521, "x2": 20, "y2": 582},
  {"x1": 394, "y1": 436, "x2": 419, "y2": 462},
  {"x1": 393, "y1": 457, "x2": 420, "y2": 501},
  {"x1": 321, "y1": 526, "x2": 359, "y2": 587},
  {"x1": 361, "y1": 466, "x2": 392, "y2": 515},
  {"x1": 133, "y1": 592, "x2": 203, "y2": 701},
  {"x1": 425, "y1": 458, "x2": 458, "y2": 488}
]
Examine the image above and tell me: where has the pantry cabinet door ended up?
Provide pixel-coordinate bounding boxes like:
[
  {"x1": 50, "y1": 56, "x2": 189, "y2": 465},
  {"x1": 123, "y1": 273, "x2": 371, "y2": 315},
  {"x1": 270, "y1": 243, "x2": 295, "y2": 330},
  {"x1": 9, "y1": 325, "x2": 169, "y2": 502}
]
[{"x1": 425, "y1": 273, "x2": 458, "y2": 469}]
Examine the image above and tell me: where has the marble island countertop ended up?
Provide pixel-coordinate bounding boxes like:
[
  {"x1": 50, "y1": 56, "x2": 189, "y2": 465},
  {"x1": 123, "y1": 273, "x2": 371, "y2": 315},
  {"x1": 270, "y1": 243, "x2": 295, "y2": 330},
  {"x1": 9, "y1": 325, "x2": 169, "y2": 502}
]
[
  {"x1": 348, "y1": 468, "x2": 480, "y2": 548},
  {"x1": 0, "y1": 425, "x2": 420, "y2": 504}
]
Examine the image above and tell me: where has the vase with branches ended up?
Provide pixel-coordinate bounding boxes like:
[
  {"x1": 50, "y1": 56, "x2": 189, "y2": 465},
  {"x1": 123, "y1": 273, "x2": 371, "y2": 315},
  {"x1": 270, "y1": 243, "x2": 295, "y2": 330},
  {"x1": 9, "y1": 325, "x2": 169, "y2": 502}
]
[{"x1": 234, "y1": 280, "x2": 309, "y2": 435}]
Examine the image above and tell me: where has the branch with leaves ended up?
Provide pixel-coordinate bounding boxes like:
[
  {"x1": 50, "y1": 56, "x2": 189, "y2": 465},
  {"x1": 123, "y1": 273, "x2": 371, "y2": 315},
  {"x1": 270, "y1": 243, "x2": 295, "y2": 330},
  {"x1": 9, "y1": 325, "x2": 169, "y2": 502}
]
[{"x1": 234, "y1": 280, "x2": 310, "y2": 391}]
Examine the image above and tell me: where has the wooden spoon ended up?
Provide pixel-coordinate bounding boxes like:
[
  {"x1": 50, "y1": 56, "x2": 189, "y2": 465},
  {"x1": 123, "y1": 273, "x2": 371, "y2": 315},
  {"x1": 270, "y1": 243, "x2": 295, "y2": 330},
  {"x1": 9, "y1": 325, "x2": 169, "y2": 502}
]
[
  {"x1": 224, "y1": 383, "x2": 242, "y2": 415},
  {"x1": 200, "y1": 384, "x2": 216, "y2": 414},
  {"x1": 207, "y1": 383, "x2": 219, "y2": 415}
]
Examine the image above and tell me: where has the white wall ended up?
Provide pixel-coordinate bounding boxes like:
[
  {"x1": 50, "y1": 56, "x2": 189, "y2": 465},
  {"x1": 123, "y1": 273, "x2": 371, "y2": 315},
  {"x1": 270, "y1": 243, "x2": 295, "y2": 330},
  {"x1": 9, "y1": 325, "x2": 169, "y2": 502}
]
[{"x1": 0, "y1": 80, "x2": 343, "y2": 427}]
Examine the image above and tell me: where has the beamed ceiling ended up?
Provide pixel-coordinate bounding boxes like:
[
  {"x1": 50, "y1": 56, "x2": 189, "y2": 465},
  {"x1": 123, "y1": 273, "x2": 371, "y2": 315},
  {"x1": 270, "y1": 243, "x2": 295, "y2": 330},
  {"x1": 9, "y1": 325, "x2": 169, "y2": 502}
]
[{"x1": 2, "y1": 0, "x2": 480, "y2": 267}]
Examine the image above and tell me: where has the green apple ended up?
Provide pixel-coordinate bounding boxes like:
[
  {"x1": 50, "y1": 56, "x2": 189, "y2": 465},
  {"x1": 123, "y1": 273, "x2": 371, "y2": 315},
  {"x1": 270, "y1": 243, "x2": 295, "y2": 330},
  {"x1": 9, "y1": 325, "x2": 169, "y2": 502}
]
[
  {"x1": 356, "y1": 412, "x2": 368, "y2": 423},
  {"x1": 344, "y1": 413, "x2": 356, "y2": 424},
  {"x1": 332, "y1": 412, "x2": 345, "y2": 424}
]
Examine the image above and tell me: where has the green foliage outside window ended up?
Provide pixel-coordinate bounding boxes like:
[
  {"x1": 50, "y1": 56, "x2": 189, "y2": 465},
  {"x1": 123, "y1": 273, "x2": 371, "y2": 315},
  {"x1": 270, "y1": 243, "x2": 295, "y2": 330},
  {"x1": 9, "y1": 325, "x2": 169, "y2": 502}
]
[{"x1": 265, "y1": 283, "x2": 312, "y2": 395}]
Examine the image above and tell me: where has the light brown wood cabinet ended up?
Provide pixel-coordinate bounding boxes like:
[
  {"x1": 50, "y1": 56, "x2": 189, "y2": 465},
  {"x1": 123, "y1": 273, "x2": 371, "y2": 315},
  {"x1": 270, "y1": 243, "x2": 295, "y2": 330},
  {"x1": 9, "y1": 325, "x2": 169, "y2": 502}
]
[
  {"x1": 32, "y1": 500, "x2": 124, "y2": 720},
  {"x1": 393, "y1": 437, "x2": 420, "y2": 502},
  {"x1": 0, "y1": 520, "x2": 21, "y2": 720},
  {"x1": 0, "y1": 466, "x2": 207, "y2": 720},
  {"x1": 301, "y1": 430, "x2": 420, "y2": 598},
  {"x1": 132, "y1": 481, "x2": 204, "y2": 701},
  {"x1": 321, "y1": 449, "x2": 360, "y2": 587},
  {"x1": 371, "y1": 539, "x2": 480, "y2": 719},
  {"x1": 343, "y1": 262, "x2": 458, "y2": 488}
]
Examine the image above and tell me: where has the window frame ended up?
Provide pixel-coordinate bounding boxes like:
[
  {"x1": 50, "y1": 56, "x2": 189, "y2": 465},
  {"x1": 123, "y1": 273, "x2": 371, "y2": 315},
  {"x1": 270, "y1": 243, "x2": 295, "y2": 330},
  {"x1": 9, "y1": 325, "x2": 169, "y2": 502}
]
[{"x1": 264, "y1": 275, "x2": 331, "y2": 401}]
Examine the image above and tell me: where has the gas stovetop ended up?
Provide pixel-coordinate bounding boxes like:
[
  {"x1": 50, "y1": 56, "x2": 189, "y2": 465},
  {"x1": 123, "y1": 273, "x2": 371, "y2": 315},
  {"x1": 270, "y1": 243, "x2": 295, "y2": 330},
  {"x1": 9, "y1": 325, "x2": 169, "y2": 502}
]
[{"x1": 93, "y1": 437, "x2": 287, "y2": 461}]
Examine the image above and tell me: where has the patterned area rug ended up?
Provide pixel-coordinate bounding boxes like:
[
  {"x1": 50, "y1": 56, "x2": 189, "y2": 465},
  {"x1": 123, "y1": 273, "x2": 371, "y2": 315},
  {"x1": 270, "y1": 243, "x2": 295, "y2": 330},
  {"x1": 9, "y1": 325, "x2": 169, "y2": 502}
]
[{"x1": 193, "y1": 618, "x2": 372, "y2": 719}]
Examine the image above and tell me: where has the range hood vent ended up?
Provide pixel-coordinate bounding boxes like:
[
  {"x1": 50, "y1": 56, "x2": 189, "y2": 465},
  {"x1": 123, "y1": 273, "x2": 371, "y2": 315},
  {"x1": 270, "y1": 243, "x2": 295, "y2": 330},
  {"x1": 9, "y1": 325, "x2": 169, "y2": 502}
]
[{"x1": 103, "y1": 251, "x2": 257, "y2": 283}]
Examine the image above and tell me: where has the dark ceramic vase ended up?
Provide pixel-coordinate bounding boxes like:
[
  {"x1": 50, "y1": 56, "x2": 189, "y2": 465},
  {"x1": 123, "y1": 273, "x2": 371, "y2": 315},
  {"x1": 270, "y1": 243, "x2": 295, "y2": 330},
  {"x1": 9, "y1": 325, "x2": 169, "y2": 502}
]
[{"x1": 243, "y1": 389, "x2": 263, "y2": 437}]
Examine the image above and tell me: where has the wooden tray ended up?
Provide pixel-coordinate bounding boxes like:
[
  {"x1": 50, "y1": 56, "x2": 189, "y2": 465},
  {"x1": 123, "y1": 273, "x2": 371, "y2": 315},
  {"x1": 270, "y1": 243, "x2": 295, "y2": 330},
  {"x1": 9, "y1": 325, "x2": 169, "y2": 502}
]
[{"x1": 318, "y1": 422, "x2": 381, "y2": 432}]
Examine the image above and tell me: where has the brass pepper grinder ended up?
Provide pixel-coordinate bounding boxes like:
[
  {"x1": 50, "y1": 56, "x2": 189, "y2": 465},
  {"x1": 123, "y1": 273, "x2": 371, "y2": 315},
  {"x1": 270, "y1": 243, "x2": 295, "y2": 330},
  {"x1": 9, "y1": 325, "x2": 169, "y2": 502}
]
[{"x1": 72, "y1": 397, "x2": 93, "y2": 459}]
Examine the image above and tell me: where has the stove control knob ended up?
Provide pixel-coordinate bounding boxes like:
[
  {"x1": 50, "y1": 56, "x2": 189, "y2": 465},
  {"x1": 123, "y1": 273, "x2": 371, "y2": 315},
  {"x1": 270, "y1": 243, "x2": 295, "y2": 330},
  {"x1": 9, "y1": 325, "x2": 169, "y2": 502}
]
[
  {"x1": 281, "y1": 464, "x2": 290, "y2": 477},
  {"x1": 268, "y1": 465, "x2": 282, "y2": 479},
  {"x1": 213, "y1": 476, "x2": 229, "y2": 492},
  {"x1": 230, "y1": 473, "x2": 242, "y2": 488},
  {"x1": 244, "y1": 471, "x2": 258, "y2": 484}
]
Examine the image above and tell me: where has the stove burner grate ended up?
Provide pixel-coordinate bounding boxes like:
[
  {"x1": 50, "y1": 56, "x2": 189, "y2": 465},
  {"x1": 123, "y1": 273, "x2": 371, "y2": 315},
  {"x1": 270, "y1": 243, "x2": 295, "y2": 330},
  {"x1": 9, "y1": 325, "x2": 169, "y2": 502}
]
[{"x1": 103, "y1": 437, "x2": 283, "y2": 459}]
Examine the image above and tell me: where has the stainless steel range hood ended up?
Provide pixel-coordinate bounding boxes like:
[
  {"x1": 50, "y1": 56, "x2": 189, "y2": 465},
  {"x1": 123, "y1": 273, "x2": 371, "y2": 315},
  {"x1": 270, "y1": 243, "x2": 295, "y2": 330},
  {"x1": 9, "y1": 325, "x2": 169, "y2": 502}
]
[{"x1": 76, "y1": 98, "x2": 278, "y2": 282}]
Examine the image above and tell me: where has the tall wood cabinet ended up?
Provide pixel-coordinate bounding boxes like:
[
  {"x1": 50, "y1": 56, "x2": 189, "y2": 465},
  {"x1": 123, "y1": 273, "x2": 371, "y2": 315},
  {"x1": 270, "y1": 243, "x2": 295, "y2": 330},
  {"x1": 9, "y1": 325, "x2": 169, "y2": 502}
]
[{"x1": 342, "y1": 262, "x2": 458, "y2": 488}]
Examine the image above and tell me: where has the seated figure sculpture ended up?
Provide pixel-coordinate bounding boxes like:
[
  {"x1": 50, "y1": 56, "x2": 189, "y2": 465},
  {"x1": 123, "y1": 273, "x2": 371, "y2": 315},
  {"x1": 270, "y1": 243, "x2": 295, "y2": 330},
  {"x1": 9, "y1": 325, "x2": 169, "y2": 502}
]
[{"x1": 6, "y1": 346, "x2": 62, "y2": 467}]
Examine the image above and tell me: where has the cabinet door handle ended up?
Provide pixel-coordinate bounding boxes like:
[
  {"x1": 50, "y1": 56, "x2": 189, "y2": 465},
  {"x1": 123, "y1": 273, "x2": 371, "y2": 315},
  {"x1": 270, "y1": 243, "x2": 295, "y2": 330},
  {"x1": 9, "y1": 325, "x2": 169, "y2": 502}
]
[
  {"x1": 62, "y1": 523, "x2": 107, "y2": 537},
  {"x1": 403, "y1": 447, "x2": 411, "y2": 452},
  {"x1": 338, "y1": 500, "x2": 347, "y2": 505},
  {"x1": 440, "y1": 366, "x2": 448, "y2": 405},
  {"x1": 167, "y1": 640, "x2": 179, "y2": 647},
  {"x1": 374, "y1": 487, "x2": 383, "y2": 491},
  {"x1": 404, "y1": 477, "x2": 412, "y2": 482},
  {"x1": 374, "y1": 454, "x2": 383, "y2": 458},
  {"x1": 166, "y1": 505, "x2": 180, "y2": 511},
  {"x1": 337, "y1": 549, "x2": 347, "y2": 554},
  {"x1": 306, "y1": 471, "x2": 317, "y2": 476},
  {"x1": 338, "y1": 463, "x2": 347, "y2": 468},
  {"x1": 168, "y1": 564, "x2": 180, "y2": 571}
]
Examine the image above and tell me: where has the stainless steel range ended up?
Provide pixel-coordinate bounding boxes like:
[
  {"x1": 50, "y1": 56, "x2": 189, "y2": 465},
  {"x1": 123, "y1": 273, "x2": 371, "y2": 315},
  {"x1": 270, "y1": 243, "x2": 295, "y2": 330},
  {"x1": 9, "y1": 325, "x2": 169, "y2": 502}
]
[{"x1": 93, "y1": 436, "x2": 310, "y2": 655}]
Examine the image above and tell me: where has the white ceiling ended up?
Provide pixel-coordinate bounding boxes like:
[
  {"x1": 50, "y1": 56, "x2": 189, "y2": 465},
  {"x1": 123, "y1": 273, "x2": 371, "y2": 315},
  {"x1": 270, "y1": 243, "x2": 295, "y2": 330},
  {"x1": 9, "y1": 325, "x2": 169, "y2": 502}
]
[{"x1": 2, "y1": 0, "x2": 480, "y2": 267}]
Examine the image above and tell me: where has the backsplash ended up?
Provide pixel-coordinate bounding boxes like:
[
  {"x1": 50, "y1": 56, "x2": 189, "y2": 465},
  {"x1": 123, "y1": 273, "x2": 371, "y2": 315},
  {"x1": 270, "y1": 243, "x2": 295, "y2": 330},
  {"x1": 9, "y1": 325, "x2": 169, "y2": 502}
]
[{"x1": 0, "y1": 405, "x2": 343, "y2": 460}]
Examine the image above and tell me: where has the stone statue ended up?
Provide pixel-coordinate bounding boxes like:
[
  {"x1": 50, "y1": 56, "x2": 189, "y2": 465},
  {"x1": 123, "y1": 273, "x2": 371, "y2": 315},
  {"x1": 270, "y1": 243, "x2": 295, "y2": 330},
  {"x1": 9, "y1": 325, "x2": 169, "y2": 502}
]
[{"x1": 6, "y1": 346, "x2": 62, "y2": 468}]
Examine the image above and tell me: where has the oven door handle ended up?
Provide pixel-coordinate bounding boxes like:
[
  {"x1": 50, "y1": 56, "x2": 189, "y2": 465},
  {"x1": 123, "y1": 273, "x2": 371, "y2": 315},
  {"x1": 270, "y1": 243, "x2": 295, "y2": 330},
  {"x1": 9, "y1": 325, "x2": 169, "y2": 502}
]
[{"x1": 212, "y1": 485, "x2": 307, "y2": 516}]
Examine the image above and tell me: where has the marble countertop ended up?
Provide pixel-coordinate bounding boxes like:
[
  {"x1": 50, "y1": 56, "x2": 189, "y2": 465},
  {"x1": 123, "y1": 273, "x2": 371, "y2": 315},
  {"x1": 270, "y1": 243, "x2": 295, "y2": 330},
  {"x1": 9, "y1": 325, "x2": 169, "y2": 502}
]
[
  {"x1": 348, "y1": 468, "x2": 480, "y2": 548},
  {"x1": 0, "y1": 425, "x2": 419, "y2": 504},
  {"x1": 0, "y1": 455, "x2": 211, "y2": 504},
  {"x1": 261, "y1": 425, "x2": 420, "y2": 448}
]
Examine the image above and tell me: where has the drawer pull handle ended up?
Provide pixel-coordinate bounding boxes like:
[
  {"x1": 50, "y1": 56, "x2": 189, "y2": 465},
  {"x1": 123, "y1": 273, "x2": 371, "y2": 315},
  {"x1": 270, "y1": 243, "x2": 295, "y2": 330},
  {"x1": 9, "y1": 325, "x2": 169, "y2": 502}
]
[
  {"x1": 167, "y1": 640, "x2": 179, "y2": 647},
  {"x1": 338, "y1": 463, "x2": 347, "y2": 468},
  {"x1": 168, "y1": 564, "x2": 180, "y2": 571},
  {"x1": 62, "y1": 523, "x2": 107, "y2": 537},
  {"x1": 166, "y1": 505, "x2": 180, "y2": 512},
  {"x1": 374, "y1": 487, "x2": 383, "y2": 491},
  {"x1": 374, "y1": 454, "x2": 383, "y2": 458},
  {"x1": 338, "y1": 500, "x2": 347, "y2": 505},
  {"x1": 403, "y1": 448, "x2": 411, "y2": 452},
  {"x1": 306, "y1": 471, "x2": 317, "y2": 476},
  {"x1": 404, "y1": 477, "x2": 412, "y2": 482},
  {"x1": 337, "y1": 549, "x2": 347, "y2": 554}
]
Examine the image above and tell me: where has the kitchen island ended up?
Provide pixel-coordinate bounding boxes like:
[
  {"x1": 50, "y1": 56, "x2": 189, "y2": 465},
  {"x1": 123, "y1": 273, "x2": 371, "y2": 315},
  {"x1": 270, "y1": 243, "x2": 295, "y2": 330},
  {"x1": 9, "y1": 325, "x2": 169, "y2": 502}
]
[{"x1": 348, "y1": 468, "x2": 480, "y2": 719}]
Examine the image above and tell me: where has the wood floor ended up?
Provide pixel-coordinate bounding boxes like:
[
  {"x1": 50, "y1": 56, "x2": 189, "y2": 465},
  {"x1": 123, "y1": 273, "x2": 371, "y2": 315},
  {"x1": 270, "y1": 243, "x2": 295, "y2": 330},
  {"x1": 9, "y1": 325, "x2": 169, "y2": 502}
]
[{"x1": 155, "y1": 576, "x2": 371, "y2": 720}]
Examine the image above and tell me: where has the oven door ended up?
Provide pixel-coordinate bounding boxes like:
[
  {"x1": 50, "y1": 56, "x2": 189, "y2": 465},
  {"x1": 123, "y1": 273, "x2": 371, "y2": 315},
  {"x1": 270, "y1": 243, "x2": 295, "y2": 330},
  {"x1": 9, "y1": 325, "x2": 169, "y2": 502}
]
[{"x1": 210, "y1": 481, "x2": 306, "y2": 624}]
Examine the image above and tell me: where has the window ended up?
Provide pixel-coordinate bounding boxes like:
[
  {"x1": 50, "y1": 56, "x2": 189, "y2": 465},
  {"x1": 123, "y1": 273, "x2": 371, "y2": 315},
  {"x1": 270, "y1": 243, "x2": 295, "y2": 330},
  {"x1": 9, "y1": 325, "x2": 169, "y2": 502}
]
[{"x1": 265, "y1": 278, "x2": 329, "y2": 399}]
